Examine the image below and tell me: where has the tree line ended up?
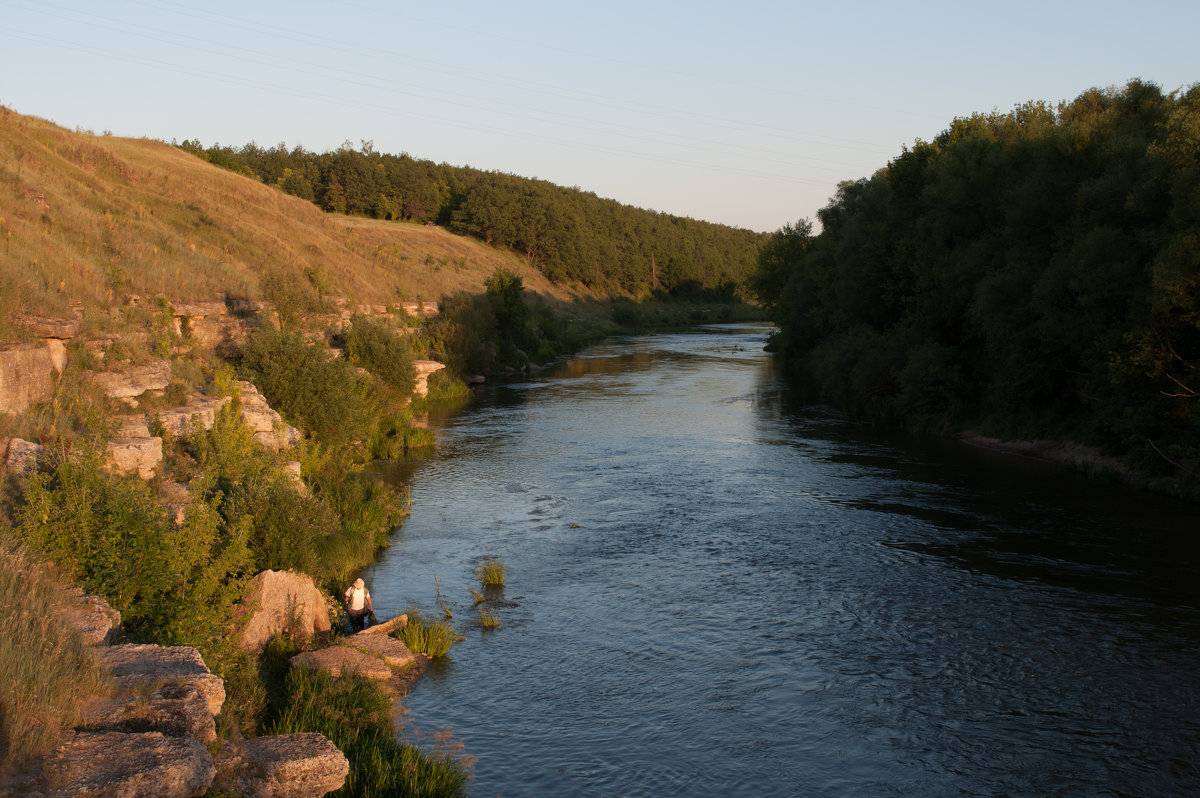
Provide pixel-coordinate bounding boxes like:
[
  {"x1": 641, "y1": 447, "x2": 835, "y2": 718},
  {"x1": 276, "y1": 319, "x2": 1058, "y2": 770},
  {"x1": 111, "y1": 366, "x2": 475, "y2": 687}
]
[
  {"x1": 175, "y1": 138, "x2": 766, "y2": 298},
  {"x1": 758, "y1": 79, "x2": 1200, "y2": 490}
]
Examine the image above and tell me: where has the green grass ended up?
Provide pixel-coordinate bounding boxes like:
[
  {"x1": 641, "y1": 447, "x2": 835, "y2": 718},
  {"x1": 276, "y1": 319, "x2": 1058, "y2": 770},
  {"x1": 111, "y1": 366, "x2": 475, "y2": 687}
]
[
  {"x1": 0, "y1": 530, "x2": 112, "y2": 767},
  {"x1": 477, "y1": 608, "x2": 500, "y2": 629},
  {"x1": 475, "y1": 558, "x2": 505, "y2": 588},
  {"x1": 395, "y1": 610, "x2": 462, "y2": 658},
  {"x1": 267, "y1": 667, "x2": 470, "y2": 798}
]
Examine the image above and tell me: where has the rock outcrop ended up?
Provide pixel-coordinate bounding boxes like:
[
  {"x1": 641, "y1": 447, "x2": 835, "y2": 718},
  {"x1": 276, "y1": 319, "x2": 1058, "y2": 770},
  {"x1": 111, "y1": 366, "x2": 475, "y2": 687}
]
[
  {"x1": 16, "y1": 589, "x2": 351, "y2": 798},
  {"x1": 87, "y1": 360, "x2": 172, "y2": 403},
  {"x1": 148, "y1": 383, "x2": 301, "y2": 451},
  {"x1": 0, "y1": 344, "x2": 59, "y2": 414},
  {"x1": 80, "y1": 683, "x2": 217, "y2": 744},
  {"x1": 104, "y1": 435, "x2": 163, "y2": 480},
  {"x1": 341, "y1": 632, "x2": 417, "y2": 669},
  {"x1": 289, "y1": 618, "x2": 426, "y2": 694},
  {"x1": 236, "y1": 570, "x2": 333, "y2": 653},
  {"x1": 412, "y1": 360, "x2": 446, "y2": 398}
]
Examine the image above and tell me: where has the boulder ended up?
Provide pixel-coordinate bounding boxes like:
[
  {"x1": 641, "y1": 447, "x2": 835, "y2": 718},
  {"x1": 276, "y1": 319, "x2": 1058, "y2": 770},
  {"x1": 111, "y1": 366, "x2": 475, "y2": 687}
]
[
  {"x1": 43, "y1": 731, "x2": 215, "y2": 798},
  {"x1": 88, "y1": 360, "x2": 171, "y2": 400},
  {"x1": 61, "y1": 588, "x2": 122, "y2": 646},
  {"x1": 341, "y1": 633, "x2": 416, "y2": 669},
  {"x1": 79, "y1": 683, "x2": 217, "y2": 745},
  {"x1": 99, "y1": 644, "x2": 225, "y2": 717},
  {"x1": 217, "y1": 733, "x2": 349, "y2": 798},
  {"x1": 0, "y1": 343, "x2": 57, "y2": 414},
  {"x1": 2, "y1": 437, "x2": 43, "y2": 475},
  {"x1": 236, "y1": 570, "x2": 332, "y2": 652},
  {"x1": 105, "y1": 436, "x2": 163, "y2": 480},
  {"x1": 289, "y1": 646, "x2": 393, "y2": 681}
]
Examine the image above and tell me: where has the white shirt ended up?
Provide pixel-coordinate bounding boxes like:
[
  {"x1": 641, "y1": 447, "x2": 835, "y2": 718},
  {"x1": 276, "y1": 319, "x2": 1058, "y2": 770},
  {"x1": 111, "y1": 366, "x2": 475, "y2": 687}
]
[{"x1": 345, "y1": 585, "x2": 369, "y2": 611}]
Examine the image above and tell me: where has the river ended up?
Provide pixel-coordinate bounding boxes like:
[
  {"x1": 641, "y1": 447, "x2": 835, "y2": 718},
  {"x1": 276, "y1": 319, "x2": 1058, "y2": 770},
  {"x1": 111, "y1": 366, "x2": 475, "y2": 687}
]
[{"x1": 364, "y1": 324, "x2": 1200, "y2": 797}]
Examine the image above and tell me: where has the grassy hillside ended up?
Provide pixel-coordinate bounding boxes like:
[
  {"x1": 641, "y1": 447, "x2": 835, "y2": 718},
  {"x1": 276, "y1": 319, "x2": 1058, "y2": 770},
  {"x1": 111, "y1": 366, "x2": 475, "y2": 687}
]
[{"x1": 0, "y1": 106, "x2": 577, "y2": 343}]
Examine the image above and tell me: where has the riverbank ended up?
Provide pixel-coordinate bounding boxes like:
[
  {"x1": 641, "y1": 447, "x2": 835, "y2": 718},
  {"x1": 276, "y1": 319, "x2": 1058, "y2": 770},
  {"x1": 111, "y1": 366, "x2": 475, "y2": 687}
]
[{"x1": 957, "y1": 431, "x2": 1131, "y2": 476}]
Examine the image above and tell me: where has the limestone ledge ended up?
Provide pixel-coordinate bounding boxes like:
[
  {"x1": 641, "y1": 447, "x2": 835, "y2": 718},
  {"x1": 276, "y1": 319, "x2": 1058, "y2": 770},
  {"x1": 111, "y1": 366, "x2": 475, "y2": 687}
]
[{"x1": 7, "y1": 588, "x2": 350, "y2": 798}]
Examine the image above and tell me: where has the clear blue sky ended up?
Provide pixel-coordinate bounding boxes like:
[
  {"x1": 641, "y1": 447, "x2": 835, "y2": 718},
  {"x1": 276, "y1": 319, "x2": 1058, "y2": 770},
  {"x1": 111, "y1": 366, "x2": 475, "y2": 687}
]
[{"x1": 3, "y1": 0, "x2": 1197, "y2": 232}]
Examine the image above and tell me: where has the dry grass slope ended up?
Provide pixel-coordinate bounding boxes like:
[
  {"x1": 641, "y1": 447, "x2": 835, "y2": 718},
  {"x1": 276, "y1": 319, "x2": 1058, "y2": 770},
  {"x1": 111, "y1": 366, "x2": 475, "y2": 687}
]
[{"x1": 0, "y1": 106, "x2": 579, "y2": 343}]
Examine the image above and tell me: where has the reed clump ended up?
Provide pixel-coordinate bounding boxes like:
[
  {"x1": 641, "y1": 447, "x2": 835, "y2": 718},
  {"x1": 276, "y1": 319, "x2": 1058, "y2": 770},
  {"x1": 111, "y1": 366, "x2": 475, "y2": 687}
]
[
  {"x1": 475, "y1": 558, "x2": 505, "y2": 588},
  {"x1": 395, "y1": 610, "x2": 462, "y2": 658}
]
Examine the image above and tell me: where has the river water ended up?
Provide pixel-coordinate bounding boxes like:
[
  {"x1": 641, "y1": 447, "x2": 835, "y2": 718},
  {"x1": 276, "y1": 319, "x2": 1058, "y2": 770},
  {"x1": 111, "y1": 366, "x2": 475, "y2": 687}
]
[{"x1": 364, "y1": 324, "x2": 1200, "y2": 797}]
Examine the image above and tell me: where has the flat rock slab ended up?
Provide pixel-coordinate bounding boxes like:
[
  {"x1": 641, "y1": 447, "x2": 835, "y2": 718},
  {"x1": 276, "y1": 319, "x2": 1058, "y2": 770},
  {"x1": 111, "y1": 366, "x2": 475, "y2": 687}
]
[
  {"x1": 79, "y1": 684, "x2": 217, "y2": 744},
  {"x1": 43, "y1": 731, "x2": 214, "y2": 798},
  {"x1": 289, "y1": 646, "x2": 392, "y2": 680},
  {"x1": 341, "y1": 633, "x2": 416, "y2": 669},
  {"x1": 99, "y1": 644, "x2": 225, "y2": 717},
  {"x1": 222, "y1": 733, "x2": 348, "y2": 798}
]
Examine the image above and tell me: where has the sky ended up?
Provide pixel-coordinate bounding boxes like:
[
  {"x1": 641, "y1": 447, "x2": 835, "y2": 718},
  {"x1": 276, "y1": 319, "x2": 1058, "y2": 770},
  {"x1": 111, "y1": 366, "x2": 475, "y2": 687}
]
[{"x1": 2, "y1": 0, "x2": 1198, "y2": 232}]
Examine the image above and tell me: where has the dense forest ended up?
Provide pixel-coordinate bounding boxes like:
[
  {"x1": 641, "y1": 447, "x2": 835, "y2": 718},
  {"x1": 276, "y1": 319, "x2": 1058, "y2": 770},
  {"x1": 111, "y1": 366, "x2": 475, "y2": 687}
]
[
  {"x1": 760, "y1": 79, "x2": 1200, "y2": 490},
  {"x1": 176, "y1": 138, "x2": 766, "y2": 298}
]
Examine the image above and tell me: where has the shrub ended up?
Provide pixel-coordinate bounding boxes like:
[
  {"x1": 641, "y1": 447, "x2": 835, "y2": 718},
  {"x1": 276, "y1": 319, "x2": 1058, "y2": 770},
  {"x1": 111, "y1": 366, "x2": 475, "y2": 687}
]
[
  {"x1": 239, "y1": 326, "x2": 370, "y2": 446},
  {"x1": 16, "y1": 444, "x2": 253, "y2": 645},
  {"x1": 343, "y1": 314, "x2": 416, "y2": 394}
]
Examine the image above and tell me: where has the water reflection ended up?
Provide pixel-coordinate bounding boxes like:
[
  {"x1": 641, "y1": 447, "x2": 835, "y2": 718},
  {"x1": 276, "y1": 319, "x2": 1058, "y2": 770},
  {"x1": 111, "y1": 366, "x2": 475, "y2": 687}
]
[{"x1": 367, "y1": 325, "x2": 1200, "y2": 797}]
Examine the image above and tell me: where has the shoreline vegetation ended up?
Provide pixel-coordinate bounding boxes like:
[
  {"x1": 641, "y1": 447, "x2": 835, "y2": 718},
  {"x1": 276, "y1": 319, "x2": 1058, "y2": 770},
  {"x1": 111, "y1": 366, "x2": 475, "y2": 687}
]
[
  {"x1": 759, "y1": 79, "x2": 1200, "y2": 501},
  {"x1": 0, "y1": 106, "x2": 767, "y2": 792}
]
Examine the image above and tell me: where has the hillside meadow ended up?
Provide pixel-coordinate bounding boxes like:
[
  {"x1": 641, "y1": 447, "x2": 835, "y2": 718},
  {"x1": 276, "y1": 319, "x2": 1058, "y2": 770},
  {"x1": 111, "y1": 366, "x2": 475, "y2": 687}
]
[{"x1": 0, "y1": 106, "x2": 584, "y2": 345}]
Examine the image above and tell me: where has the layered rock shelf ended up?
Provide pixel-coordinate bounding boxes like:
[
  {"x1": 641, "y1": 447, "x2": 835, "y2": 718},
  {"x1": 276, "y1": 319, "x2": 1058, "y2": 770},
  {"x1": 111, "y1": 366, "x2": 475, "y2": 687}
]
[{"x1": 8, "y1": 589, "x2": 350, "y2": 798}]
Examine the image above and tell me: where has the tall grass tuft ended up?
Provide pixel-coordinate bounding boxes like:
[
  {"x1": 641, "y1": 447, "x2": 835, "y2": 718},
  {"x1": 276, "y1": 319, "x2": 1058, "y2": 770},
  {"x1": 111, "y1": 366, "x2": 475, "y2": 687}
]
[
  {"x1": 477, "y1": 608, "x2": 501, "y2": 630},
  {"x1": 475, "y1": 558, "x2": 505, "y2": 589},
  {"x1": 0, "y1": 531, "x2": 111, "y2": 766},
  {"x1": 268, "y1": 667, "x2": 470, "y2": 797},
  {"x1": 395, "y1": 610, "x2": 462, "y2": 658}
]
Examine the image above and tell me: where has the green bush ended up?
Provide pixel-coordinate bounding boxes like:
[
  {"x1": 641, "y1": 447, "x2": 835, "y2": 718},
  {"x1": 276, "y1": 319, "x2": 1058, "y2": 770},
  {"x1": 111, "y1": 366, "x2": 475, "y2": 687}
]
[
  {"x1": 240, "y1": 326, "x2": 370, "y2": 446},
  {"x1": 16, "y1": 445, "x2": 251, "y2": 645},
  {"x1": 343, "y1": 315, "x2": 417, "y2": 394}
]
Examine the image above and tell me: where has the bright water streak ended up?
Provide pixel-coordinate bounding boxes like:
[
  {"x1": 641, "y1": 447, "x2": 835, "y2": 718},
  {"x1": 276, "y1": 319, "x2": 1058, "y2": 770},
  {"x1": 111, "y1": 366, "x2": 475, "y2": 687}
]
[{"x1": 366, "y1": 325, "x2": 1200, "y2": 797}]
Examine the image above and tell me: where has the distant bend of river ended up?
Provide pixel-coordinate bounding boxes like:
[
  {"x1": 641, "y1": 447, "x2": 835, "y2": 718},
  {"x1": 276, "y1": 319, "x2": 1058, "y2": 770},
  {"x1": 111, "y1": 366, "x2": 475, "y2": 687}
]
[{"x1": 365, "y1": 324, "x2": 1200, "y2": 797}]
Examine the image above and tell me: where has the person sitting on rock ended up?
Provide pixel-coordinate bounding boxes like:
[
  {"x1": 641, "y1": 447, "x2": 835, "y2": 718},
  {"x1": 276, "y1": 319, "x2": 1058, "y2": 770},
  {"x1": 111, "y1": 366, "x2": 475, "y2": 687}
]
[{"x1": 343, "y1": 577, "x2": 374, "y2": 632}]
